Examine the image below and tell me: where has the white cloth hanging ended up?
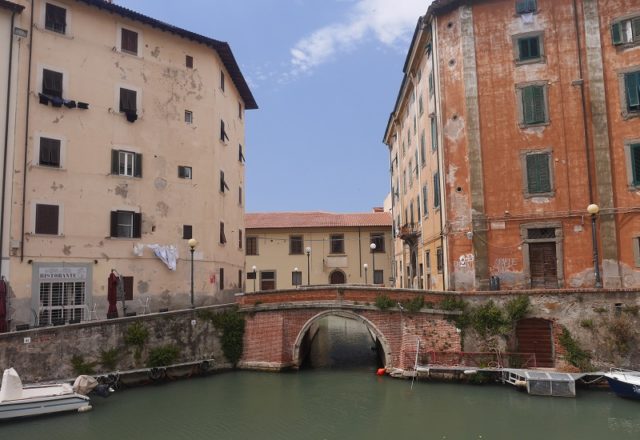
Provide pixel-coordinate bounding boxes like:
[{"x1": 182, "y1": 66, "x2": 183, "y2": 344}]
[{"x1": 147, "y1": 244, "x2": 178, "y2": 271}]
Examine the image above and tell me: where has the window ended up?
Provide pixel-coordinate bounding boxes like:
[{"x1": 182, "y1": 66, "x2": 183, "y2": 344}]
[
  {"x1": 370, "y1": 233, "x2": 385, "y2": 253},
  {"x1": 292, "y1": 270, "x2": 302, "y2": 286},
  {"x1": 186, "y1": 55, "x2": 193, "y2": 68},
  {"x1": 290, "y1": 236, "x2": 304, "y2": 254},
  {"x1": 39, "y1": 137, "x2": 61, "y2": 167},
  {"x1": 517, "y1": 36, "x2": 541, "y2": 61},
  {"x1": 45, "y1": 3, "x2": 66, "y2": 34},
  {"x1": 239, "y1": 186, "x2": 243, "y2": 206},
  {"x1": 410, "y1": 201, "x2": 414, "y2": 224},
  {"x1": 516, "y1": 0, "x2": 536, "y2": 14},
  {"x1": 219, "y1": 222, "x2": 226, "y2": 244},
  {"x1": 121, "y1": 28, "x2": 139, "y2": 55},
  {"x1": 612, "y1": 16, "x2": 640, "y2": 45},
  {"x1": 520, "y1": 85, "x2": 547, "y2": 125},
  {"x1": 431, "y1": 117, "x2": 437, "y2": 151},
  {"x1": 220, "y1": 71, "x2": 225, "y2": 92},
  {"x1": 42, "y1": 69, "x2": 63, "y2": 98},
  {"x1": 428, "y1": 71, "x2": 434, "y2": 96},
  {"x1": 183, "y1": 225, "x2": 192, "y2": 239},
  {"x1": 525, "y1": 152, "x2": 552, "y2": 195},
  {"x1": 422, "y1": 184, "x2": 429, "y2": 217},
  {"x1": 373, "y1": 270, "x2": 384, "y2": 285},
  {"x1": 35, "y1": 204, "x2": 59, "y2": 235},
  {"x1": 39, "y1": 280, "x2": 85, "y2": 325},
  {"x1": 111, "y1": 150, "x2": 142, "y2": 177},
  {"x1": 260, "y1": 271, "x2": 276, "y2": 291},
  {"x1": 436, "y1": 247, "x2": 444, "y2": 273},
  {"x1": 418, "y1": 96, "x2": 424, "y2": 115},
  {"x1": 425, "y1": 250, "x2": 431, "y2": 270},
  {"x1": 219, "y1": 268, "x2": 225, "y2": 290},
  {"x1": 220, "y1": 120, "x2": 229, "y2": 143},
  {"x1": 238, "y1": 270, "x2": 243, "y2": 288},
  {"x1": 433, "y1": 172, "x2": 441, "y2": 208},
  {"x1": 220, "y1": 171, "x2": 229, "y2": 193},
  {"x1": 634, "y1": 237, "x2": 640, "y2": 267},
  {"x1": 185, "y1": 110, "x2": 193, "y2": 124},
  {"x1": 239, "y1": 102, "x2": 243, "y2": 119},
  {"x1": 330, "y1": 234, "x2": 344, "y2": 254},
  {"x1": 408, "y1": 160, "x2": 413, "y2": 187},
  {"x1": 627, "y1": 143, "x2": 640, "y2": 187},
  {"x1": 119, "y1": 88, "x2": 137, "y2": 122},
  {"x1": 239, "y1": 144, "x2": 245, "y2": 163},
  {"x1": 414, "y1": 150, "x2": 419, "y2": 178},
  {"x1": 110, "y1": 210, "x2": 141, "y2": 238},
  {"x1": 246, "y1": 236, "x2": 258, "y2": 255},
  {"x1": 238, "y1": 229, "x2": 243, "y2": 249},
  {"x1": 417, "y1": 197, "x2": 421, "y2": 219},
  {"x1": 623, "y1": 71, "x2": 640, "y2": 114},
  {"x1": 178, "y1": 166, "x2": 192, "y2": 179},
  {"x1": 420, "y1": 131, "x2": 426, "y2": 167}
]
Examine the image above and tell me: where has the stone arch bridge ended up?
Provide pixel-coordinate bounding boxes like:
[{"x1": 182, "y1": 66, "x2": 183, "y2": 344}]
[{"x1": 237, "y1": 287, "x2": 462, "y2": 371}]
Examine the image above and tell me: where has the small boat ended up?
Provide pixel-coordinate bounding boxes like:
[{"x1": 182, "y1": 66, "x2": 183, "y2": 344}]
[
  {"x1": 0, "y1": 368, "x2": 92, "y2": 420},
  {"x1": 604, "y1": 368, "x2": 640, "y2": 401}
]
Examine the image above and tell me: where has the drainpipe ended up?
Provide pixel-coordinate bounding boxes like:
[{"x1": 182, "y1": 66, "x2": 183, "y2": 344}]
[
  {"x1": 572, "y1": 0, "x2": 594, "y2": 204},
  {"x1": 1, "y1": 10, "x2": 17, "y2": 277},
  {"x1": 20, "y1": 0, "x2": 35, "y2": 263}
]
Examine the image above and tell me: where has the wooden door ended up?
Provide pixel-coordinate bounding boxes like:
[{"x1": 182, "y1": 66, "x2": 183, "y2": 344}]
[
  {"x1": 329, "y1": 271, "x2": 345, "y2": 284},
  {"x1": 529, "y1": 242, "x2": 558, "y2": 288},
  {"x1": 516, "y1": 318, "x2": 554, "y2": 368}
]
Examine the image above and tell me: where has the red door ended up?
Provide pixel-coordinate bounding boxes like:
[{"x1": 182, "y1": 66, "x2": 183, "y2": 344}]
[
  {"x1": 529, "y1": 242, "x2": 558, "y2": 288},
  {"x1": 516, "y1": 318, "x2": 554, "y2": 368}
]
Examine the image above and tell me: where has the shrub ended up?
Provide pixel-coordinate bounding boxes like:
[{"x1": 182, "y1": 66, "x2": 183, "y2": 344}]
[
  {"x1": 100, "y1": 348, "x2": 121, "y2": 371},
  {"x1": 374, "y1": 294, "x2": 394, "y2": 310},
  {"x1": 505, "y1": 296, "x2": 530, "y2": 322},
  {"x1": 147, "y1": 345, "x2": 180, "y2": 368},
  {"x1": 471, "y1": 300, "x2": 510, "y2": 337},
  {"x1": 558, "y1": 328, "x2": 592, "y2": 371},
  {"x1": 402, "y1": 296, "x2": 425, "y2": 313},
  {"x1": 71, "y1": 355, "x2": 96, "y2": 375},
  {"x1": 440, "y1": 296, "x2": 468, "y2": 312},
  {"x1": 608, "y1": 315, "x2": 636, "y2": 355},
  {"x1": 579, "y1": 319, "x2": 594, "y2": 330},
  {"x1": 209, "y1": 307, "x2": 245, "y2": 366},
  {"x1": 124, "y1": 321, "x2": 149, "y2": 361}
]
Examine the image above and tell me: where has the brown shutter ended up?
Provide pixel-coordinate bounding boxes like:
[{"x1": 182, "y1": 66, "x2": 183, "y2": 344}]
[
  {"x1": 35, "y1": 204, "x2": 59, "y2": 235},
  {"x1": 134, "y1": 153, "x2": 142, "y2": 177},
  {"x1": 110, "y1": 211, "x2": 118, "y2": 237},
  {"x1": 133, "y1": 213, "x2": 142, "y2": 238},
  {"x1": 111, "y1": 150, "x2": 119, "y2": 174}
]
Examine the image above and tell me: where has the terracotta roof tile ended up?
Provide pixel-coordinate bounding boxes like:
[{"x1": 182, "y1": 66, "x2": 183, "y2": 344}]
[{"x1": 245, "y1": 212, "x2": 392, "y2": 229}]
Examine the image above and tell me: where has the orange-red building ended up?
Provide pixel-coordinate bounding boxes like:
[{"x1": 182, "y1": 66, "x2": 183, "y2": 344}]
[{"x1": 384, "y1": 0, "x2": 640, "y2": 291}]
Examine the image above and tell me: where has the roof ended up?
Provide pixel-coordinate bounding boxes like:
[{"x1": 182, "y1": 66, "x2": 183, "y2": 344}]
[
  {"x1": 245, "y1": 212, "x2": 392, "y2": 229},
  {"x1": 0, "y1": 0, "x2": 24, "y2": 12},
  {"x1": 75, "y1": 0, "x2": 257, "y2": 110}
]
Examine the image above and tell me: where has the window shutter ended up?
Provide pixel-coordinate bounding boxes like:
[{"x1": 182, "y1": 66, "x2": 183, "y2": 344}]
[
  {"x1": 35, "y1": 204, "x2": 59, "y2": 235},
  {"x1": 178, "y1": 166, "x2": 185, "y2": 178},
  {"x1": 51, "y1": 140, "x2": 60, "y2": 166},
  {"x1": 133, "y1": 213, "x2": 142, "y2": 238},
  {"x1": 518, "y1": 38, "x2": 529, "y2": 59},
  {"x1": 110, "y1": 211, "x2": 118, "y2": 237},
  {"x1": 626, "y1": 73, "x2": 640, "y2": 109},
  {"x1": 523, "y1": 87, "x2": 534, "y2": 124},
  {"x1": 111, "y1": 150, "x2": 119, "y2": 174},
  {"x1": 532, "y1": 86, "x2": 545, "y2": 123},
  {"x1": 134, "y1": 153, "x2": 142, "y2": 177},
  {"x1": 527, "y1": 153, "x2": 551, "y2": 193},
  {"x1": 632, "y1": 145, "x2": 640, "y2": 185},
  {"x1": 516, "y1": 0, "x2": 526, "y2": 14},
  {"x1": 611, "y1": 22, "x2": 622, "y2": 45},
  {"x1": 633, "y1": 18, "x2": 640, "y2": 40},
  {"x1": 530, "y1": 37, "x2": 540, "y2": 58}
]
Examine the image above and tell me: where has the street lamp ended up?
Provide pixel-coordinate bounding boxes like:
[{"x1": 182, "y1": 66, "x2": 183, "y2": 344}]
[
  {"x1": 587, "y1": 204, "x2": 602, "y2": 288},
  {"x1": 252, "y1": 265, "x2": 257, "y2": 292},
  {"x1": 363, "y1": 263, "x2": 368, "y2": 285},
  {"x1": 370, "y1": 242, "x2": 377, "y2": 284},
  {"x1": 305, "y1": 246, "x2": 311, "y2": 285},
  {"x1": 188, "y1": 238, "x2": 198, "y2": 308},
  {"x1": 293, "y1": 267, "x2": 301, "y2": 287}
]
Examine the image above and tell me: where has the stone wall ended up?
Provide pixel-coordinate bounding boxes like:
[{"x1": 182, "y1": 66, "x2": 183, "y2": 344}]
[{"x1": 0, "y1": 305, "x2": 233, "y2": 382}]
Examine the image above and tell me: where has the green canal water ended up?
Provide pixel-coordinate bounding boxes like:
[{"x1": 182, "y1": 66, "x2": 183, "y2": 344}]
[{"x1": 1, "y1": 370, "x2": 639, "y2": 439}]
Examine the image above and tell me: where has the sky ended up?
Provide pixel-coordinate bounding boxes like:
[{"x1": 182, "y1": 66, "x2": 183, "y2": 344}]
[{"x1": 118, "y1": 0, "x2": 431, "y2": 213}]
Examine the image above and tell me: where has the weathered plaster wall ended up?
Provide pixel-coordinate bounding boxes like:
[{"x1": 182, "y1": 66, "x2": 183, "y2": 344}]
[{"x1": 0, "y1": 305, "x2": 231, "y2": 382}]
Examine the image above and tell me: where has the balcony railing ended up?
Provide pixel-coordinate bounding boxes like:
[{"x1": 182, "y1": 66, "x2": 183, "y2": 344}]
[{"x1": 398, "y1": 223, "x2": 421, "y2": 242}]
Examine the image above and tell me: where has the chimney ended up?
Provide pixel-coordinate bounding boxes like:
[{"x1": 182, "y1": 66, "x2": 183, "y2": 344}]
[{"x1": 372, "y1": 207, "x2": 384, "y2": 213}]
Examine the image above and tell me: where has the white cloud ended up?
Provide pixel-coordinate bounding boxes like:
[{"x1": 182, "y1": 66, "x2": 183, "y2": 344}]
[{"x1": 290, "y1": 0, "x2": 430, "y2": 75}]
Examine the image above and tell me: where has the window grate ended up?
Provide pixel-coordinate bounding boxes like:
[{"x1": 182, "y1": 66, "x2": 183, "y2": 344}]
[{"x1": 528, "y1": 228, "x2": 556, "y2": 239}]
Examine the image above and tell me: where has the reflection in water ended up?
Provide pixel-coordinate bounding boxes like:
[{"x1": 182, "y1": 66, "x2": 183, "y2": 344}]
[{"x1": 305, "y1": 316, "x2": 379, "y2": 369}]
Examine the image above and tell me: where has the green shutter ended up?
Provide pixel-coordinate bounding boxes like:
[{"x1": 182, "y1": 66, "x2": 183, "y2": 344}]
[
  {"x1": 632, "y1": 144, "x2": 640, "y2": 185},
  {"x1": 516, "y1": 0, "x2": 526, "y2": 14},
  {"x1": 633, "y1": 18, "x2": 640, "y2": 41},
  {"x1": 611, "y1": 22, "x2": 622, "y2": 45},
  {"x1": 526, "y1": 153, "x2": 551, "y2": 193},
  {"x1": 626, "y1": 72, "x2": 640, "y2": 109},
  {"x1": 522, "y1": 87, "x2": 534, "y2": 124},
  {"x1": 532, "y1": 86, "x2": 545, "y2": 123},
  {"x1": 431, "y1": 118, "x2": 437, "y2": 151}
]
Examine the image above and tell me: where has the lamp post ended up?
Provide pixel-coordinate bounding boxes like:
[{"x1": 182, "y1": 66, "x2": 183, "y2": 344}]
[
  {"x1": 587, "y1": 204, "x2": 602, "y2": 288},
  {"x1": 363, "y1": 263, "x2": 368, "y2": 285},
  {"x1": 252, "y1": 265, "x2": 257, "y2": 292},
  {"x1": 305, "y1": 246, "x2": 311, "y2": 286},
  {"x1": 188, "y1": 238, "x2": 198, "y2": 308},
  {"x1": 370, "y1": 242, "x2": 377, "y2": 284}
]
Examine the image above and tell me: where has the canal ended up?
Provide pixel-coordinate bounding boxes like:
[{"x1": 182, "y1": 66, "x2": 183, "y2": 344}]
[{"x1": 2, "y1": 317, "x2": 639, "y2": 439}]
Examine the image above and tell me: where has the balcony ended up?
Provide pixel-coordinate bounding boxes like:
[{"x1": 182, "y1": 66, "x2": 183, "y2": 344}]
[{"x1": 398, "y1": 223, "x2": 420, "y2": 244}]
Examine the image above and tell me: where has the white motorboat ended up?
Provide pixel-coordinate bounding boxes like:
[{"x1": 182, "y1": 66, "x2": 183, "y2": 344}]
[
  {"x1": 0, "y1": 368, "x2": 92, "y2": 420},
  {"x1": 604, "y1": 368, "x2": 640, "y2": 401}
]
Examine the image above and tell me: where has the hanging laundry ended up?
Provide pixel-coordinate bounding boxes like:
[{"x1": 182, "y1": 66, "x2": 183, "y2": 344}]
[
  {"x1": 147, "y1": 244, "x2": 178, "y2": 271},
  {"x1": 77, "y1": 102, "x2": 89, "y2": 109},
  {"x1": 125, "y1": 111, "x2": 138, "y2": 123},
  {"x1": 63, "y1": 99, "x2": 77, "y2": 109}
]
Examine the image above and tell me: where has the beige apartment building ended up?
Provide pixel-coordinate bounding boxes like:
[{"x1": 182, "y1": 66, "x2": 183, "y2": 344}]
[
  {"x1": 0, "y1": 0, "x2": 256, "y2": 329},
  {"x1": 245, "y1": 211, "x2": 392, "y2": 292}
]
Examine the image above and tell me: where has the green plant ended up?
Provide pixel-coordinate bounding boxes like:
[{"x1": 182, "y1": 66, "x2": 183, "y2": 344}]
[
  {"x1": 100, "y1": 348, "x2": 121, "y2": 371},
  {"x1": 558, "y1": 328, "x2": 592, "y2": 371},
  {"x1": 504, "y1": 296, "x2": 530, "y2": 322},
  {"x1": 471, "y1": 300, "x2": 511, "y2": 337},
  {"x1": 402, "y1": 295, "x2": 425, "y2": 313},
  {"x1": 209, "y1": 306, "x2": 245, "y2": 366},
  {"x1": 622, "y1": 305, "x2": 639, "y2": 316},
  {"x1": 374, "y1": 294, "x2": 394, "y2": 310},
  {"x1": 579, "y1": 319, "x2": 595, "y2": 330},
  {"x1": 593, "y1": 306, "x2": 608, "y2": 314},
  {"x1": 440, "y1": 296, "x2": 468, "y2": 312},
  {"x1": 608, "y1": 315, "x2": 636, "y2": 355},
  {"x1": 71, "y1": 355, "x2": 96, "y2": 375},
  {"x1": 124, "y1": 321, "x2": 149, "y2": 361},
  {"x1": 147, "y1": 345, "x2": 180, "y2": 368}
]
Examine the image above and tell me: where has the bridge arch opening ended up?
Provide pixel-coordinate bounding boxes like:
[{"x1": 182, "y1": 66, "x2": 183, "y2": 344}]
[{"x1": 292, "y1": 310, "x2": 391, "y2": 369}]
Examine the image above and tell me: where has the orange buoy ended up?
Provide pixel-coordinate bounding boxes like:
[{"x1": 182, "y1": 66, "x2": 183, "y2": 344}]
[{"x1": 376, "y1": 368, "x2": 385, "y2": 376}]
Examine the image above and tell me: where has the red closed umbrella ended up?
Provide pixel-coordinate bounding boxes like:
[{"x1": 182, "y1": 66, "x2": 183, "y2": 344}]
[
  {"x1": 0, "y1": 279, "x2": 7, "y2": 333},
  {"x1": 107, "y1": 272, "x2": 119, "y2": 319}
]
